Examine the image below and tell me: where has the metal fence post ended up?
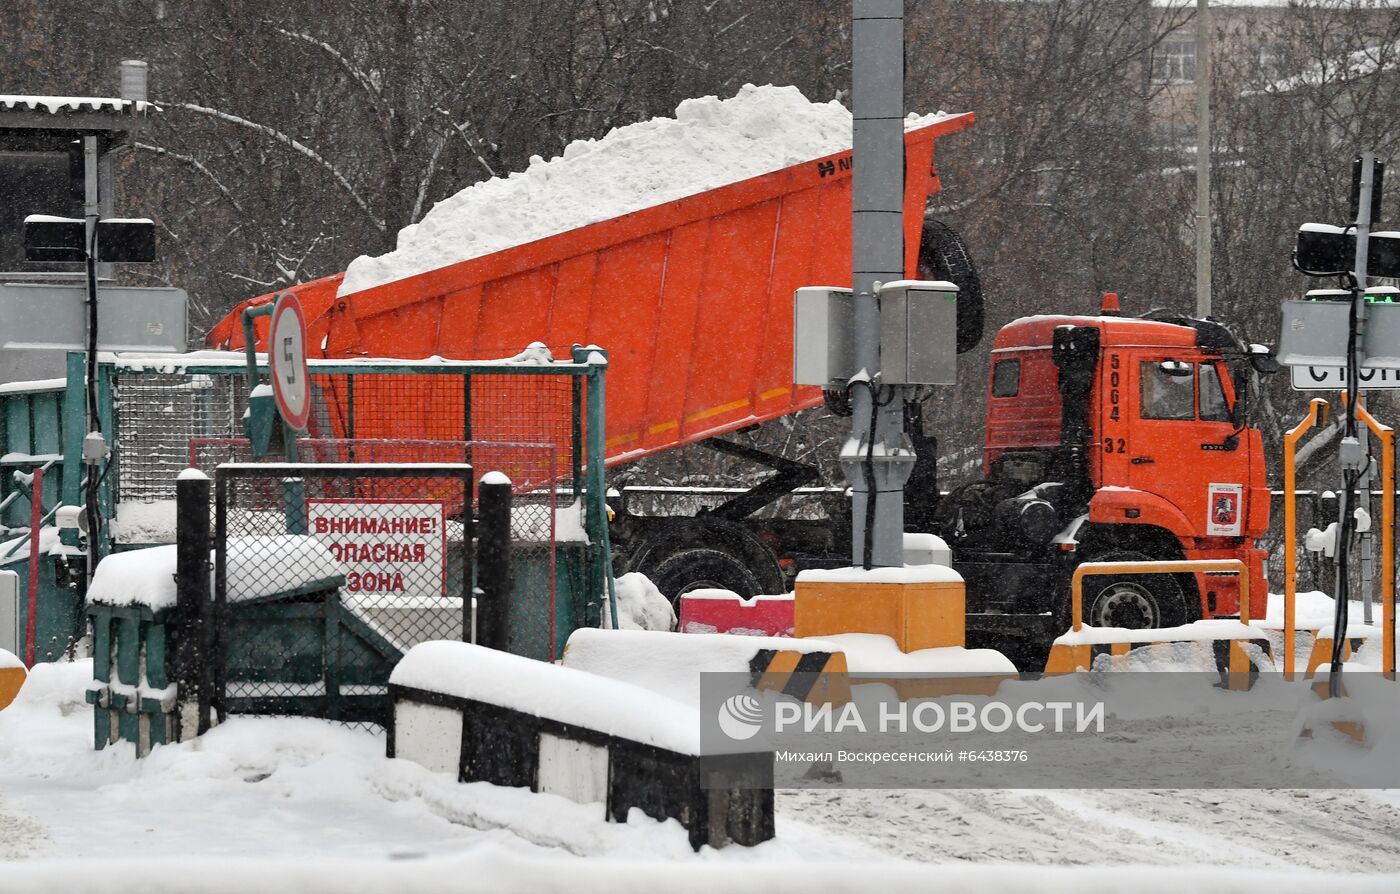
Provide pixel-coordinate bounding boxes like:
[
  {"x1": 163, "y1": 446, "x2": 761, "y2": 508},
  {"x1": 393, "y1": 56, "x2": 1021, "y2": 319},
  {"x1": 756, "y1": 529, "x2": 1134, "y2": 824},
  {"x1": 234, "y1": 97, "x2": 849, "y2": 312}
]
[
  {"x1": 205, "y1": 473, "x2": 228, "y2": 732},
  {"x1": 575, "y1": 348, "x2": 618, "y2": 631},
  {"x1": 174, "y1": 470, "x2": 210, "y2": 740},
  {"x1": 463, "y1": 471, "x2": 475, "y2": 644},
  {"x1": 477, "y1": 473, "x2": 512, "y2": 650},
  {"x1": 24, "y1": 468, "x2": 42, "y2": 667}
]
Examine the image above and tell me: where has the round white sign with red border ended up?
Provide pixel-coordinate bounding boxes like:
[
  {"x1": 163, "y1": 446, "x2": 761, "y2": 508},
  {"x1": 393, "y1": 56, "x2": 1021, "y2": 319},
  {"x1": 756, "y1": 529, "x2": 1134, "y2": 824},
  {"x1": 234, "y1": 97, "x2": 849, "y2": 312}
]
[{"x1": 268, "y1": 292, "x2": 311, "y2": 432}]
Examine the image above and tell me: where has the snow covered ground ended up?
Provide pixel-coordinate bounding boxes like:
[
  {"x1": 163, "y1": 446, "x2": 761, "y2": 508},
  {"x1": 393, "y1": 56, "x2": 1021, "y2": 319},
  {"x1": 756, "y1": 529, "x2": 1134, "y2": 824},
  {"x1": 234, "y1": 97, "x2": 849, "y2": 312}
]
[{"x1": 2, "y1": 658, "x2": 1399, "y2": 891}]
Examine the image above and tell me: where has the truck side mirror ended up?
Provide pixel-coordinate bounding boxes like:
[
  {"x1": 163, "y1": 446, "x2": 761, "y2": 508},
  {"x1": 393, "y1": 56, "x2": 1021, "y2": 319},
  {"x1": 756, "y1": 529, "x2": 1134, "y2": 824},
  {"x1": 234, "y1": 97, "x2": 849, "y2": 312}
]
[
  {"x1": 1158, "y1": 360, "x2": 1193, "y2": 377},
  {"x1": 1247, "y1": 344, "x2": 1280, "y2": 375}
]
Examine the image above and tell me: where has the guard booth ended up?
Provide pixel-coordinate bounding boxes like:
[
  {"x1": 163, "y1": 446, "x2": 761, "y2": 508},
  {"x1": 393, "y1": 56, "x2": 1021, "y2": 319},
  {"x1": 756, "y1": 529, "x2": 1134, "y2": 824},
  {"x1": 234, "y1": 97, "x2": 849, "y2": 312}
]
[
  {"x1": 0, "y1": 66, "x2": 188, "y2": 664},
  {"x1": 0, "y1": 68, "x2": 187, "y2": 385}
]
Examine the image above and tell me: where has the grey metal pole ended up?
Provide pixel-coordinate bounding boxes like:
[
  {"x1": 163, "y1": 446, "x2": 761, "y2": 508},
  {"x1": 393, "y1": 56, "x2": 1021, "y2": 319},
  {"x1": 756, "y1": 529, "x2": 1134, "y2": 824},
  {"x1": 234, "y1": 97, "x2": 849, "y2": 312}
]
[
  {"x1": 1195, "y1": 0, "x2": 1212, "y2": 318},
  {"x1": 1331, "y1": 150, "x2": 1378, "y2": 694},
  {"x1": 83, "y1": 135, "x2": 102, "y2": 586},
  {"x1": 845, "y1": 0, "x2": 913, "y2": 569}
]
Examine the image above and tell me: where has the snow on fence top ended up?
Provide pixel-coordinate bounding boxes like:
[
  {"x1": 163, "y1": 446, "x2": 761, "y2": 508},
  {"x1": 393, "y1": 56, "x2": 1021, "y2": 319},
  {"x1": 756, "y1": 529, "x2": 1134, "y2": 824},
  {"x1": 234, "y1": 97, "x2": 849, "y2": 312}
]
[
  {"x1": 391, "y1": 640, "x2": 700, "y2": 754},
  {"x1": 101, "y1": 348, "x2": 602, "y2": 373},
  {"x1": 87, "y1": 536, "x2": 342, "y2": 611},
  {"x1": 339, "y1": 83, "x2": 952, "y2": 297}
]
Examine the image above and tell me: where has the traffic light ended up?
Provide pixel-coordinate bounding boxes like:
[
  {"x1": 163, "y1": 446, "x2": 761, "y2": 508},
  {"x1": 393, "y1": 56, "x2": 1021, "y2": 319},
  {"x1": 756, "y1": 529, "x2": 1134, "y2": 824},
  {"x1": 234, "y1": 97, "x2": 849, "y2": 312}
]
[
  {"x1": 21, "y1": 215, "x2": 156, "y2": 263},
  {"x1": 22, "y1": 215, "x2": 85, "y2": 262},
  {"x1": 1294, "y1": 224, "x2": 1400, "y2": 278}
]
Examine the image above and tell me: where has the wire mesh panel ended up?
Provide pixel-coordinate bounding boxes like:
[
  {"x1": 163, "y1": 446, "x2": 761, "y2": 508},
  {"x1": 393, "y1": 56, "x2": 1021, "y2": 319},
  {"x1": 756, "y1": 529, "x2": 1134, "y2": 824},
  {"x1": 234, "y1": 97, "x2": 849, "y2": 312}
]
[
  {"x1": 191, "y1": 438, "x2": 561, "y2": 493},
  {"x1": 114, "y1": 372, "x2": 248, "y2": 502},
  {"x1": 105, "y1": 356, "x2": 609, "y2": 686},
  {"x1": 112, "y1": 364, "x2": 582, "y2": 505},
  {"x1": 211, "y1": 464, "x2": 474, "y2": 727}
]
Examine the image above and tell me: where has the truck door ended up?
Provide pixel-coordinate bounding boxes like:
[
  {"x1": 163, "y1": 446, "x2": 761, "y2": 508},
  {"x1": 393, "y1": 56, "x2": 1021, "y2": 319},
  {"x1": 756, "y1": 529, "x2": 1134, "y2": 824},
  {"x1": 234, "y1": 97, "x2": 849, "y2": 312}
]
[{"x1": 1126, "y1": 356, "x2": 1245, "y2": 538}]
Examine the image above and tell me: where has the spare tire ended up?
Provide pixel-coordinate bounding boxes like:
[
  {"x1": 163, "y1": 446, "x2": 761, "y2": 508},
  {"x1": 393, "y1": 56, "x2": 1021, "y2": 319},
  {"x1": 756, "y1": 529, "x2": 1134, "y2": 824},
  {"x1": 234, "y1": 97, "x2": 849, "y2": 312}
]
[{"x1": 917, "y1": 218, "x2": 983, "y2": 354}]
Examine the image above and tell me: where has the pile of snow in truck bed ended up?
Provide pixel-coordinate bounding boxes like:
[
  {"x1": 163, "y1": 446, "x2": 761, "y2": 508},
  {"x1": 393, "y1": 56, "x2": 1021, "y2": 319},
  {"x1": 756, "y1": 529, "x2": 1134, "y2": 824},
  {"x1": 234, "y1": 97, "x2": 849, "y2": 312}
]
[{"x1": 339, "y1": 84, "x2": 952, "y2": 296}]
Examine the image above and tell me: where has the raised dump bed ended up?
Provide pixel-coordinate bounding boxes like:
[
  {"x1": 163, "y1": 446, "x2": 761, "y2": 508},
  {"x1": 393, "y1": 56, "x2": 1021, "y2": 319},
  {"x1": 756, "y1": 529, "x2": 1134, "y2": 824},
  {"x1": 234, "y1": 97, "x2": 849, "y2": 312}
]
[{"x1": 210, "y1": 111, "x2": 975, "y2": 467}]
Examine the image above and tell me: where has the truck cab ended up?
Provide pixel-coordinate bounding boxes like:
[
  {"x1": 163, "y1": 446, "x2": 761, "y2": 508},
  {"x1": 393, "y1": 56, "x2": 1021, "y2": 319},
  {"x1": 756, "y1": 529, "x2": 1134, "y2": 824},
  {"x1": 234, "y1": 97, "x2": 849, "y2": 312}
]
[{"x1": 946, "y1": 297, "x2": 1270, "y2": 656}]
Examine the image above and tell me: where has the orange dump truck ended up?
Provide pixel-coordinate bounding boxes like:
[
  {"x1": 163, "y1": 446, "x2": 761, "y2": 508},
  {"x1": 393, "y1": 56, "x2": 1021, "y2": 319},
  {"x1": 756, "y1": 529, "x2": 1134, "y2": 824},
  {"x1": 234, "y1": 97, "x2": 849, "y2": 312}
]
[
  {"x1": 208, "y1": 114, "x2": 978, "y2": 464},
  {"x1": 212, "y1": 112, "x2": 1276, "y2": 667}
]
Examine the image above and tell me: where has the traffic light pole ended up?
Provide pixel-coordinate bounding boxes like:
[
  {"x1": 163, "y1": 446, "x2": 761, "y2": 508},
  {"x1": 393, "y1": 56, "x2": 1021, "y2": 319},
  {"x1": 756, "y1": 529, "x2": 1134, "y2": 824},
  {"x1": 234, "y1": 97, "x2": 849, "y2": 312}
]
[
  {"x1": 83, "y1": 134, "x2": 103, "y2": 586},
  {"x1": 1331, "y1": 150, "x2": 1379, "y2": 695}
]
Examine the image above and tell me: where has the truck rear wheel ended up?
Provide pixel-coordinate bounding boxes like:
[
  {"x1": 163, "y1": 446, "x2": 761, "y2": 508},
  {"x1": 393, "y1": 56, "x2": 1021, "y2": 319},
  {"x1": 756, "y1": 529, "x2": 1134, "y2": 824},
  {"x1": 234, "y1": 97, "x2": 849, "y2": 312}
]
[
  {"x1": 1080, "y1": 550, "x2": 1190, "y2": 630},
  {"x1": 647, "y1": 547, "x2": 764, "y2": 608},
  {"x1": 918, "y1": 218, "x2": 983, "y2": 354},
  {"x1": 625, "y1": 517, "x2": 786, "y2": 610}
]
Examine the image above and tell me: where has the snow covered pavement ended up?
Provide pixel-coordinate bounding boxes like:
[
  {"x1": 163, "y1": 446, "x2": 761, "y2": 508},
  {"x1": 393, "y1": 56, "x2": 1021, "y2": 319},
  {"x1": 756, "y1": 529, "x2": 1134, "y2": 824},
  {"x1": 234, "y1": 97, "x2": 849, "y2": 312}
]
[
  {"x1": 783, "y1": 787, "x2": 1400, "y2": 871},
  {"x1": 1, "y1": 660, "x2": 1399, "y2": 891}
]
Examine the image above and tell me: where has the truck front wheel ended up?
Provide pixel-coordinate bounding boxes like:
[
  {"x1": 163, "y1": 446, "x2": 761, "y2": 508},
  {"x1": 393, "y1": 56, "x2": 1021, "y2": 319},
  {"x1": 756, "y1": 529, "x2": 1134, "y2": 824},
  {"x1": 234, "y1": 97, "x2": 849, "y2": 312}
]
[{"x1": 1080, "y1": 551, "x2": 1190, "y2": 630}]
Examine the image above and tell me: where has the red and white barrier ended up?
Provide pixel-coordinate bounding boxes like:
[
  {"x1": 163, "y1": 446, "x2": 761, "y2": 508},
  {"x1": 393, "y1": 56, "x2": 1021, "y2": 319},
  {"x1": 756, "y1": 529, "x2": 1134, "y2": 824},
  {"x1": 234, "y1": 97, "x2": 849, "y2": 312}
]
[{"x1": 678, "y1": 589, "x2": 794, "y2": 637}]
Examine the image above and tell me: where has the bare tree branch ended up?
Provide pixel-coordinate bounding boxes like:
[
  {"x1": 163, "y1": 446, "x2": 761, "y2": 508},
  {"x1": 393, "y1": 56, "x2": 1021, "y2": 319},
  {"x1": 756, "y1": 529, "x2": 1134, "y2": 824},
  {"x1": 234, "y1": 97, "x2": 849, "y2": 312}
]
[
  {"x1": 133, "y1": 142, "x2": 245, "y2": 214},
  {"x1": 173, "y1": 102, "x2": 386, "y2": 230}
]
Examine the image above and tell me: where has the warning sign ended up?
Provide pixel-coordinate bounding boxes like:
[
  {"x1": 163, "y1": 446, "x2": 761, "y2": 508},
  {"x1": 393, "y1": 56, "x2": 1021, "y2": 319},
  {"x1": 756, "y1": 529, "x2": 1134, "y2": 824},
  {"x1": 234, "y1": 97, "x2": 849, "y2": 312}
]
[
  {"x1": 1206, "y1": 484, "x2": 1244, "y2": 537},
  {"x1": 307, "y1": 500, "x2": 445, "y2": 597}
]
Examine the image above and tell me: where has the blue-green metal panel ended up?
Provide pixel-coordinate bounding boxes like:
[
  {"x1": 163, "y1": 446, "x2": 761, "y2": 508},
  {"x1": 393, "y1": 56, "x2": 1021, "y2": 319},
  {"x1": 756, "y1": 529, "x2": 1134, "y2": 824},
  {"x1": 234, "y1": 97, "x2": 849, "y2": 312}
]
[
  {"x1": 30, "y1": 393, "x2": 62, "y2": 514},
  {"x1": 7, "y1": 555, "x2": 80, "y2": 663},
  {"x1": 2, "y1": 398, "x2": 33, "y2": 527},
  {"x1": 86, "y1": 602, "x2": 176, "y2": 753},
  {"x1": 4, "y1": 395, "x2": 32, "y2": 454}
]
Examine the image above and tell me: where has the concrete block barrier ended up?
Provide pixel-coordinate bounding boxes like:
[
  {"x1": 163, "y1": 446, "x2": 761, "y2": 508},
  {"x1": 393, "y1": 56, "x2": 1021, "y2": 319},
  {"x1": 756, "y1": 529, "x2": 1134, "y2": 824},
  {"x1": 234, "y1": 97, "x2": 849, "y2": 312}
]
[{"x1": 389, "y1": 640, "x2": 774, "y2": 850}]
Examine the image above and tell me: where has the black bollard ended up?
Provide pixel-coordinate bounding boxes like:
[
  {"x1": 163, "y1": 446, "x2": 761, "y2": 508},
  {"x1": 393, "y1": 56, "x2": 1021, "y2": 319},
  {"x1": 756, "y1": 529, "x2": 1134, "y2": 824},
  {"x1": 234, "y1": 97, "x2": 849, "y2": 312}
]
[
  {"x1": 476, "y1": 472, "x2": 513, "y2": 650},
  {"x1": 174, "y1": 469, "x2": 211, "y2": 738},
  {"x1": 461, "y1": 472, "x2": 475, "y2": 644}
]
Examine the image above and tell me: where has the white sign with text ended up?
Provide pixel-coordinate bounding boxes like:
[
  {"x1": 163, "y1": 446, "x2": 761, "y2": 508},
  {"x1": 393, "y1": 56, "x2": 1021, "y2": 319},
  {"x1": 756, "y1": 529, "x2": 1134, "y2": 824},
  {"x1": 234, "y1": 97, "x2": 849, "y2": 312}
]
[
  {"x1": 307, "y1": 500, "x2": 445, "y2": 597},
  {"x1": 1291, "y1": 365, "x2": 1400, "y2": 390}
]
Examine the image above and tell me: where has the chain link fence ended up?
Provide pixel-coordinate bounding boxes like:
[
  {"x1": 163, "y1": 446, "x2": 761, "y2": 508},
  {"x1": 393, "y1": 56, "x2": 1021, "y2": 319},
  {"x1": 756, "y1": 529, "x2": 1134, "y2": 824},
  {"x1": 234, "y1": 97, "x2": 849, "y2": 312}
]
[
  {"x1": 210, "y1": 464, "x2": 475, "y2": 726},
  {"x1": 1265, "y1": 489, "x2": 1399, "y2": 599},
  {"x1": 101, "y1": 357, "x2": 608, "y2": 669},
  {"x1": 194, "y1": 436, "x2": 564, "y2": 657},
  {"x1": 110, "y1": 361, "x2": 584, "y2": 517}
]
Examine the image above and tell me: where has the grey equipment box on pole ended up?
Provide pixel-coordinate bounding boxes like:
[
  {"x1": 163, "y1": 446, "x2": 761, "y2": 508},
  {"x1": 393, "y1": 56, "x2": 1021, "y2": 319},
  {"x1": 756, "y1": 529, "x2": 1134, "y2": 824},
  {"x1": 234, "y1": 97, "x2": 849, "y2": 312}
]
[
  {"x1": 0, "y1": 570, "x2": 18, "y2": 656},
  {"x1": 878, "y1": 279, "x2": 959, "y2": 385},
  {"x1": 793, "y1": 286, "x2": 855, "y2": 387}
]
